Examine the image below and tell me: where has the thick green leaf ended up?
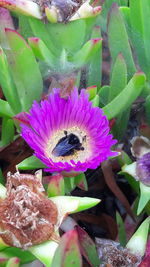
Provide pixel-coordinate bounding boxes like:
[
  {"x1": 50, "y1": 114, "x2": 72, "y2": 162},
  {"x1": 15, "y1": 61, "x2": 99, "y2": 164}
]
[
  {"x1": 112, "y1": 109, "x2": 130, "y2": 140},
  {"x1": 51, "y1": 196, "x2": 100, "y2": 215},
  {"x1": 75, "y1": 196, "x2": 100, "y2": 212},
  {"x1": 74, "y1": 173, "x2": 88, "y2": 191},
  {"x1": 102, "y1": 72, "x2": 146, "y2": 120},
  {"x1": 0, "y1": 48, "x2": 22, "y2": 114},
  {"x1": 98, "y1": 85, "x2": 110, "y2": 107},
  {"x1": 86, "y1": 86, "x2": 97, "y2": 100},
  {"x1": 84, "y1": 17, "x2": 99, "y2": 41},
  {"x1": 116, "y1": 212, "x2": 126, "y2": 247},
  {"x1": 119, "y1": 7, "x2": 131, "y2": 38},
  {"x1": 121, "y1": 162, "x2": 140, "y2": 194},
  {"x1": 47, "y1": 174, "x2": 65, "y2": 197},
  {"x1": 117, "y1": 151, "x2": 132, "y2": 167},
  {"x1": 91, "y1": 95, "x2": 100, "y2": 107},
  {"x1": 0, "y1": 252, "x2": 8, "y2": 266},
  {"x1": 76, "y1": 226, "x2": 100, "y2": 267},
  {"x1": 87, "y1": 26, "x2": 102, "y2": 88},
  {"x1": 29, "y1": 241, "x2": 58, "y2": 267},
  {"x1": 0, "y1": 100, "x2": 13, "y2": 118},
  {"x1": 119, "y1": 0, "x2": 128, "y2": 5},
  {"x1": 18, "y1": 15, "x2": 33, "y2": 39},
  {"x1": 120, "y1": 172, "x2": 139, "y2": 194},
  {"x1": 98, "y1": 0, "x2": 116, "y2": 32},
  {"x1": 109, "y1": 54, "x2": 128, "y2": 139},
  {"x1": 0, "y1": 169, "x2": 5, "y2": 185},
  {"x1": 108, "y1": 3, "x2": 136, "y2": 80},
  {"x1": 97, "y1": 0, "x2": 128, "y2": 32},
  {"x1": 64, "y1": 177, "x2": 76, "y2": 194},
  {"x1": 3, "y1": 247, "x2": 35, "y2": 264},
  {"x1": 0, "y1": 240, "x2": 8, "y2": 251},
  {"x1": 46, "y1": 19, "x2": 86, "y2": 54},
  {"x1": 130, "y1": 0, "x2": 150, "y2": 80},
  {"x1": 137, "y1": 182, "x2": 150, "y2": 215},
  {"x1": 17, "y1": 155, "x2": 46, "y2": 170},
  {"x1": 28, "y1": 37, "x2": 56, "y2": 68},
  {"x1": 1, "y1": 117, "x2": 14, "y2": 146},
  {"x1": 29, "y1": 18, "x2": 86, "y2": 56},
  {"x1": 0, "y1": 8, "x2": 14, "y2": 49},
  {"x1": 71, "y1": 38, "x2": 102, "y2": 69},
  {"x1": 28, "y1": 17, "x2": 57, "y2": 55},
  {"x1": 5, "y1": 257, "x2": 20, "y2": 267},
  {"x1": 0, "y1": 0, "x2": 42, "y2": 19},
  {"x1": 109, "y1": 53, "x2": 127, "y2": 101},
  {"x1": 51, "y1": 230, "x2": 82, "y2": 267},
  {"x1": 126, "y1": 217, "x2": 150, "y2": 257},
  {"x1": 5, "y1": 29, "x2": 43, "y2": 111}
]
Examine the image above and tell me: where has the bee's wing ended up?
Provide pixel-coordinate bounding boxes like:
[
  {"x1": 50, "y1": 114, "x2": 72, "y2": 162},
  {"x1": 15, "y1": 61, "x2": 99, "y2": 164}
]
[{"x1": 52, "y1": 138, "x2": 75, "y2": 157}]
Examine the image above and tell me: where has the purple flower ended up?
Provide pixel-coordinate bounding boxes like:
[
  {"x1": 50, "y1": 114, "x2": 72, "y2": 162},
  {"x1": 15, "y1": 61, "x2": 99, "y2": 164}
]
[
  {"x1": 136, "y1": 152, "x2": 150, "y2": 186},
  {"x1": 131, "y1": 136, "x2": 150, "y2": 186},
  {"x1": 21, "y1": 89, "x2": 117, "y2": 173}
]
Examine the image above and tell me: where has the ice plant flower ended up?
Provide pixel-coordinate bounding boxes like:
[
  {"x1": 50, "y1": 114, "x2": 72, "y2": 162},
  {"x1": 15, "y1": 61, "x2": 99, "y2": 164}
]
[
  {"x1": 122, "y1": 136, "x2": 150, "y2": 214},
  {"x1": 20, "y1": 88, "x2": 117, "y2": 173},
  {"x1": 123, "y1": 136, "x2": 150, "y2": 186}
]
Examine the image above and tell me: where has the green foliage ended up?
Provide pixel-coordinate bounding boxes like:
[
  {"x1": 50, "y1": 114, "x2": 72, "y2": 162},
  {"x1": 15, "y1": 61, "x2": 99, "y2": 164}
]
[
  {"x1": 108, "y1": 3, "x2": 136, "y2": 80},
  {"x1": 17, "y1": 155, "x2": 46, "y2": 170},
  {"x1": 0, "y1": 100, "x2": 13, "y2": 118},
  {"x1": 1, "y1": 117, "x2": 14, "y2": 146},
  {"x1": 47, "y1": 175, "x2": 65, "y2": 197},
  {"x1": 129, "y1": 0, "x2": 150, "y2": 81},
  {"x1": 87, "y1": 26, "x2": 102, "y2": 89},
  {"x1": 29, "y1": 241, "x2": 58, "y2": 267},
  {"x1": 116, "y1": 212, "x2": 126, "y2": 247},
  {"x1": 51, "y1": 230, "x2": 82, "y2": 267},
  {"x1": 0, "y1": 48, "x2": 21, "y2": 114},
  {"x1": 137, "y1": 183, "x2": 150, "y2": 215},
  {"x1": 5, "y1": 29, "x2": 43, "y2": 111},
  {"x1": 103, "y1": 72, "x2": 146, "y2": 120},
  {"x1": 126, "y1": 217, "x2": 150, "y2": 257},
  {"x1": 76, "y1": 226, "x2": 100, "y2": 267},
  {"x1": 1, "y1": 0, "x2": 150, "y2": 265}
]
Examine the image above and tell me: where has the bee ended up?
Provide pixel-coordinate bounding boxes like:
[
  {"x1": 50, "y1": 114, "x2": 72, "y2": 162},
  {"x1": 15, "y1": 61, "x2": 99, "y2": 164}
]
[{"x1": 52, "y1": 131, "x2": 84, "y2": 157}]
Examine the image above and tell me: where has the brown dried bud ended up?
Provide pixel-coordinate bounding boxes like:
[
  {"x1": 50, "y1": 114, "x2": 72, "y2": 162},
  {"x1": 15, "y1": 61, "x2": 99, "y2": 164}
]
[
  {"x1": 96, "y1": 239, "x2": 141, "y2": 267},
  {"x1": 0, "y1": 171, "x2": 58, "y2": 249},
  {"x1": 37, "y1": 0, "x2": 82, "y2": 22}
]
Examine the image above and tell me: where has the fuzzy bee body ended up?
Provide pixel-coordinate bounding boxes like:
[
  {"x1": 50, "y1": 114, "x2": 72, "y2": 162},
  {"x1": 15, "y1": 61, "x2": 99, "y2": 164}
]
[{"x1": 52, "y1": 131, "x2": 84, "y2": 157}]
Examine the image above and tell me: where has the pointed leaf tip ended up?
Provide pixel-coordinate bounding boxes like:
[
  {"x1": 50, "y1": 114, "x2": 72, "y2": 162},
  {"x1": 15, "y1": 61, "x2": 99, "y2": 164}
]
[
  {"x1": 51, "y1": 230, "x2": 82, "y2": 267},
  {"x1": 126, "y1": 217, "x2": 150, "y2": 257},
  {"x1": 71, "y1": 197, "x2": 100, "y2": 213},
  {"x1": 0, "y1": 0, "x2": 42, "y2": 19},
  {"x1": 91, "y1": 38, "x2": 102, "y2": 45}
]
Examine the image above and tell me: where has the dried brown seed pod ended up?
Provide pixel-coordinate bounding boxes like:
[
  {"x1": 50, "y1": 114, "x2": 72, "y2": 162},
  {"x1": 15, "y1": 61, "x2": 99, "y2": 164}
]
[{"x1": 0, "y1": 171, "x2": 58, "y2": 249}]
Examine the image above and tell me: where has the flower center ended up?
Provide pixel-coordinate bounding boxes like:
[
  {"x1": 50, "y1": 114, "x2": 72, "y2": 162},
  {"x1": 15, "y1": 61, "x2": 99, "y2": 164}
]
[
  {"x1": 52, "y1": 131, "x2": 84, "y2": 157},
  {"x1": 45, "y1": 126, "x2": 92, "y2": 164}
]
